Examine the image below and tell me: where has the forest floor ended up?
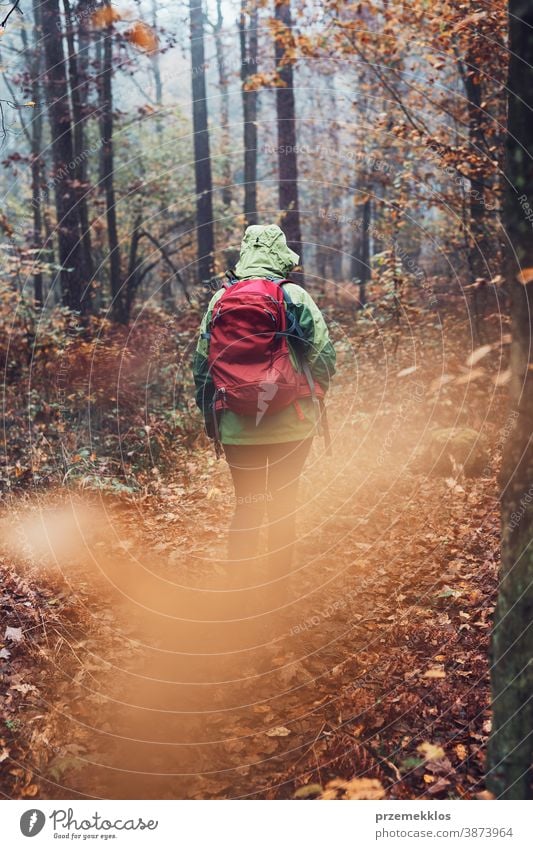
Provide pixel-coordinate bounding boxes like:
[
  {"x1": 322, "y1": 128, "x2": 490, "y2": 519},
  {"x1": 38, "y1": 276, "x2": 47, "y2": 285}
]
[{"x1": 0, "y1": 299, "x2": 508, "y2": 800}]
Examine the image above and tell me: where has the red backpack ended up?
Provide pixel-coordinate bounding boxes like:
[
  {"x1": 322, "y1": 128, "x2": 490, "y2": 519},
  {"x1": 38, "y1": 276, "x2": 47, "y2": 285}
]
[{"x1": 207, "y1": 278, "x2": 323, "y2": 434}]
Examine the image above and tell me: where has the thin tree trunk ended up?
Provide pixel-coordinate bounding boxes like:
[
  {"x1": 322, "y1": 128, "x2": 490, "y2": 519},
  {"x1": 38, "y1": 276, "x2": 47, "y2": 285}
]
[
  {"x1": 461, "y1": 54, "x2": 489, "y2": 343},
  {"x1": 274, "y1": 0, "x2": 303, "y2": 280},
  {"x1": 125, "y1": 211, "x2": 143, "y2": 317},
  {"x1": 458, "y1": 10, "x2": 493, "y2": 341},
  {"x1": 148, "y1": 0, "x2": 173, "y2": 307},
  {"x1": 150, "y1": 0, "x2": 163, "y2": 136},
  {"x1": 189, "y1": 0, "x2": 215, "y2": 283},
  {"x1": 324, "y1": 73, "x2": 342, "y2": 282},
  {"x1": 486, "y1": 0, "x2": 533, "y2": 800},
  {"x1": 464, "y1": 67, "x2": 488, "y2": 280},
  {"x1": 239, "y1": 0, "x2": 258, "y2": 225},
  {"x1": 63, "y1": 0, "x2": 95, "y2": 295},
  {"x1": 95, "y1": 32, "x2": 105, "y2": 186},
  {"x1": 351, "y1": 195, "x2": 371, "y2": 307},
  {"x1": 459, "y1": 36, "x2": 491, "y2": 288},
  {"x1": 30, "y1": 141, "x2": 44, "y2": 306},
  {"x1": 100, "y1": 5, "x2": 124, "y2": 322},
  {"x1": 213, "y1": 0, "x2": 232, "y2": 208},
  {"x1": 41, "y1": 0, "x2": 87, "y2": 313},
  {"x1": 25, "y1": 0, "x2": 44, "y2": 306}
]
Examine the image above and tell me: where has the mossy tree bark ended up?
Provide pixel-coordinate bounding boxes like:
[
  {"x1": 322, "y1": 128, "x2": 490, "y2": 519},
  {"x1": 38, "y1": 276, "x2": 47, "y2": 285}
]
[{"x1": 486, "y1": 0, "x2": 533, "y2": 800}]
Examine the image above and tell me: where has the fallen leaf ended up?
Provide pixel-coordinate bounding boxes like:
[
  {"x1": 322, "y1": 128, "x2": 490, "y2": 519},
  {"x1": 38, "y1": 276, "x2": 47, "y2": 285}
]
[
  {"x1": 455, "y1": 744, "x2": 468, "y2": 761},
  {"x1": 494, "y1": 368, "x2": 511, "y2": 386},
  {"x1": 4, "y1": 627, "x2": 23, "y2": 643},
  {"x1": 22, "y1": 784, "x2": 39, "y2": 797},
  {"x1": 426, "y1": 756, "x2": 453, "y2": 776},
  {"x1": 517, "y1": 268, "x2": 533, "y2": 285},
  {"x1": 266, "y1": 726, "x2": 291, "y2": 737},
  {"x1": 11, "y1": 683, "x2": 38, "y2": 695},
  {"x1": 466, "y1": 344, "x2": 493, "y2": 367},
  {"x1": 397, "y1": 366, "x2": 418, "y2": 377},
  {"x1": 293, "y1": 783, "x2": 322, "y2": 799},
  {"x1": 429, "y1": 374, "x2": 455, "y2": 392},
  {"x1": 455, "y1": 368, "x2": 486, "y2": 385},
  {"x1": 427, "y1": 777, "x2": 451, "y2": 794},
  {"x1": 417, "y1": 742, "x2": 446, "y2": 761},
  {"x1": 423, "y1": 667, "x2": 446, "y2": 679},
  {"x1": 322, "y1": 777, "x2": 385, "y2": 800},
  {"x1": 436, "y1": 586, "x2": 461, "y2": 599}
]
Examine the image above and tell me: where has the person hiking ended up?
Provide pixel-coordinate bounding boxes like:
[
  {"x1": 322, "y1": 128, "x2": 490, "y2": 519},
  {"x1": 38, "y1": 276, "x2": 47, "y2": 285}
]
[{"x1": 192, "y1": 224, "x2": 336, "y2": 630}]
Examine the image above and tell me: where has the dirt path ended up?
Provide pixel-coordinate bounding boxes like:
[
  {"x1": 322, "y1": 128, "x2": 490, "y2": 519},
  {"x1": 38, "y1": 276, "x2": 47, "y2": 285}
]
[{"x1": 1, "y1": 315, "x2": 503, "y2": 799}]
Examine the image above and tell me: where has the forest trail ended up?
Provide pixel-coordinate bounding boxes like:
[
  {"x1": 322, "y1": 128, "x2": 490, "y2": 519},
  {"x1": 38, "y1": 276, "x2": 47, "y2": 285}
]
[{"x1": 0, "y1": 315, "x2": 502, "y2": 800}]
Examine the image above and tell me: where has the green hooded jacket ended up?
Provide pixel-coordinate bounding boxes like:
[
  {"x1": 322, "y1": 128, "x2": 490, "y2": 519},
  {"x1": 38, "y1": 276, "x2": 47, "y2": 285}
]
[{"x1": 192, "y1": 225, "x2": 336, "y2": 445}]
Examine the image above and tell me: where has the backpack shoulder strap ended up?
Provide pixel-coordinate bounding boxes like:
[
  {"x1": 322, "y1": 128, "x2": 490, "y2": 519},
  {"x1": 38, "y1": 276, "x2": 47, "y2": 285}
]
[
  {"x1": 278, "y1": 282, "x2": 307, "y2": 346},
  {"x1": 277, "y1": 282, "x2": 324, "y2": 440}
]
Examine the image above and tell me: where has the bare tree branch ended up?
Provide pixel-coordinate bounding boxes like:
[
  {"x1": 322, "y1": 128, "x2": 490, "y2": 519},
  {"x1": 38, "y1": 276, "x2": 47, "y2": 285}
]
[
  {"x1": 1, "y1": 0, "x2": 23, "y2": 29},
  {"x1": 139, "y1": 229, "x2": 191, "y2": 303}
]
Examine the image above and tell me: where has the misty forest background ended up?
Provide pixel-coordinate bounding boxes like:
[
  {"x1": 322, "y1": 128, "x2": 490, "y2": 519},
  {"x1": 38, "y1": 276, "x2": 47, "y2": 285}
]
[{"x1": 0, "y1": 0, "x2": 532, "y2": 801}]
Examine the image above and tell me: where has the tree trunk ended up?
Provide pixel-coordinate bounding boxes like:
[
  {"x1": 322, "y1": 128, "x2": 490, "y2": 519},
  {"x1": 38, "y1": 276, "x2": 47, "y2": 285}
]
[
  {"x1": 63, "y1": 0, "x2": 95, "y2": 294},
  {"x1": 148, "y1": 0, "x2": 173, "y2": 308},
  {"x1": 150, "y1": 0, "x2": 163, "y2": 137},
  {"x1": 213, "y1": 0, "x2": 232, "y2": 208},
  {"x1": 274, "y1": 0, "x2": 303, "y2": 279},
  {"x1": 189, "y1": 0, "x2": 215, "y2": 283},
  {"x1": 41, "y1": 0, "x2": 87, "y2": 313},
  {"x1": 95, "y1": 32, "x2": 105, "y2": 186},
  {"x1": 464, "y1": 63, "x2": 488, "y2": 282},
  {"x1": 351, "y1": 195, "x2": 371, "y2": 307},
  {"x1": 100, "y1": 6, "x2": 125, "y2": 322},
  {"x1": 239, "y1": 0, "x2": 258, "y2": 226},
  {"x1": 30, "y1": 136, "x2": 44, "y2": 307},
  {"x1": 486, "y1": 0, "x2": 533, "y2": 800},
  {"x1": 459, "y1": 11, "x2": 494, "y2": 342},
  {"x1": 27, "y1": 0, "x2": 44, "y2": 306}
]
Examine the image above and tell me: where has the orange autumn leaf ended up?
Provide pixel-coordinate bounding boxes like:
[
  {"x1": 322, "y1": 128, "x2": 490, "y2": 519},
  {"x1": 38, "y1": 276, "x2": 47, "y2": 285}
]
[
  {"x1": 126, "y1": 21, "x2": 158, "y2": 54},
  {"x1": 517, "y1": 268, "x2": 533, "y2": 285},
  {"x1": 244, "y1": 71, "x2": 284, "y2": 91},
  {"x1": 92, "y1": 6, "x2": 122, "y2": 28}
]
